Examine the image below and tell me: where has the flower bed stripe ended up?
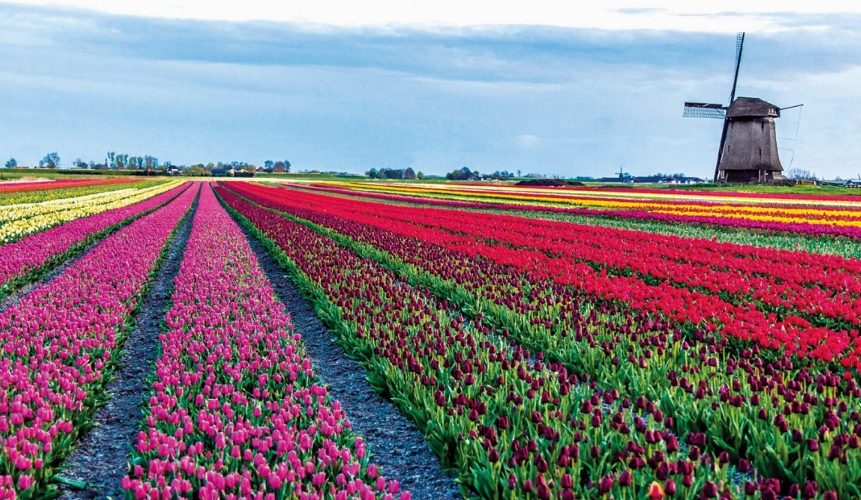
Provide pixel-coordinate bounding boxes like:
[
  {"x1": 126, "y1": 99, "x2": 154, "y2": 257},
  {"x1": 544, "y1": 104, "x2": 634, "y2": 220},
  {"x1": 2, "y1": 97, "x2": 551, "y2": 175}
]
[
  {"x1": 0, "y1": 182, "x2": 192, "y2": 304},
  {"x1": 0, "y1": 183, "x2": 198, "y2": 498},
  {"x1": 0, "y1": 178, "x2": 138, "y2": 200},
  {"x1": 0, "y1": 180, "x2": 182, "y2": 244},
  {"x1": 309, "y1": 182, "x2": 861, "y2": 240},
  {"x1": 123, "y1": 184, "x2": 402, "y2": 500}
]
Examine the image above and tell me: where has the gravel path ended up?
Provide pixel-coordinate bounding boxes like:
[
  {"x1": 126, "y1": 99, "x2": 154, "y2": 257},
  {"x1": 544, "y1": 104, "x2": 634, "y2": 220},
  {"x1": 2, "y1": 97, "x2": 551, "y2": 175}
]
[
  {"x1": 238, "y1": 220, "x2": 463, "y2": 500},
  {"x1": 58, "y1": 193, "x2": 199, "y2": 499}
]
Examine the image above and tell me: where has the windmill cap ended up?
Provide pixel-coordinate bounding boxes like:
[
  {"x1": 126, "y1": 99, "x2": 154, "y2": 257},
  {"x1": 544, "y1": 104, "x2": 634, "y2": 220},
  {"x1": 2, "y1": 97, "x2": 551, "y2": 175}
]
[{"x1": 727, "y1": 97, "x2": 781, "y2": 118}]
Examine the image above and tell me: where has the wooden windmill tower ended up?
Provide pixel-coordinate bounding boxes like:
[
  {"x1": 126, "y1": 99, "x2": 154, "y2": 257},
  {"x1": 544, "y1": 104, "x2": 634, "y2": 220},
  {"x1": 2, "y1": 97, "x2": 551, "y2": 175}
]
[{"x1": 683, "y1": 33, "x2": 801, "y2": 183}]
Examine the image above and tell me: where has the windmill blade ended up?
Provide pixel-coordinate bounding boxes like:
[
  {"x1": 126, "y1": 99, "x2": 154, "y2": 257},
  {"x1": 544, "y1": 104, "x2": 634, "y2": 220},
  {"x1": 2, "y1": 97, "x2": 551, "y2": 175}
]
[
  {"x1": 683, "y1": 102, "x2": 726, "y2": 119},
  {"x1": 728, "y1": 32, "x2": 745, "y2": 104}
]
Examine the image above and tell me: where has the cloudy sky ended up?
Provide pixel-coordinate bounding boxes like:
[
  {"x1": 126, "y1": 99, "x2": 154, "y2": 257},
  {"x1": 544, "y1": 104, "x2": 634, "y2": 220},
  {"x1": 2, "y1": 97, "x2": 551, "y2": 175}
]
[{"x1": 1, "y1": 1, "x2": 860, "y2": 178}]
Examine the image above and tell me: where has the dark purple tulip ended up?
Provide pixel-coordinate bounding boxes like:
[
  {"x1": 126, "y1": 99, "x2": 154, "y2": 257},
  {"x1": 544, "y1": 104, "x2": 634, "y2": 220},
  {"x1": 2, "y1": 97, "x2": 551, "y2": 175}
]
[
  {"x1": 823, "y1": 492, "x2": 837, "y2": 500},
  {"x1": 808, "y1": 439, "x2": 820, "y2": 452},
  {"x1": 737, "y1": 458, "x2": 750, "y2": 473},
  {"x1": 597, "y1": 476, "x2": 614, "y2": 494},
  {"x1": 619, "y1": 470, "x2": 632, "y2": 487},
  {"x1": 701, "y1": 481, "x2": 717, "y2": 498},
  {"x1": 802, "y1": 481, "x2": 818, "y2": 499},
  {"x1": 664, "y1": 479, "x2": 676, "y2": 495},
  {"x1": 665, "y1": 435, "x2": 679, "y2": 452},
  {"x1": 561, "y1": 473, "x2": 573, "y2": 489}
]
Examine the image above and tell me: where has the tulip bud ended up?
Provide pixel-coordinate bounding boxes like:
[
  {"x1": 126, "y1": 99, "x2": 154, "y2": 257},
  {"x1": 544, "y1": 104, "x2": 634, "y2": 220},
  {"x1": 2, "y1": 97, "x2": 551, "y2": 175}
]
[
  {"x1": 597, "y1": 476, "x2": 613, "y2": 494},
  {"x1": 561, "y1": 474, "x2": 573, "y2": 489},
  {"x1": 664, "y1": 479, "x2": 676, "y2": 495},
  {"x1": 802, "y1": 481, "x2": 818, "y2": 499}
]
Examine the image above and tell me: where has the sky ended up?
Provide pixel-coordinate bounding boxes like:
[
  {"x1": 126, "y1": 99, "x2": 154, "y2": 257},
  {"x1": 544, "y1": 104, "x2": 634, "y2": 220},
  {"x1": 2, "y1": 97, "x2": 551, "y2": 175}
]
[{"x1": 1, "y1": 1, "x2": 860, "y2": 179}]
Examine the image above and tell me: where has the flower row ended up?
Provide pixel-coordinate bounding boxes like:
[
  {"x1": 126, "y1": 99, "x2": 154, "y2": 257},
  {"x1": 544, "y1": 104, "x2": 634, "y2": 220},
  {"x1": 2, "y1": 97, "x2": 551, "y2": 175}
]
[
  {"x1": 124, "y1": 184, "x2": 401, "y2": 500},
  {"x1": 0, "y1": 183, "x2": 198, "y2": 498},
  {"x1": 0, "y1": 178, "x2": 138, "y2": 201},
  {"x1": 310, "y1": 183, "x2": 861, "y2": 240},
  {"x1": 0, "y1": 180, "x2": 182, "y2": 244},
  {"x1": 0, "y1": 182, "x2": 191, "y2": 303}
]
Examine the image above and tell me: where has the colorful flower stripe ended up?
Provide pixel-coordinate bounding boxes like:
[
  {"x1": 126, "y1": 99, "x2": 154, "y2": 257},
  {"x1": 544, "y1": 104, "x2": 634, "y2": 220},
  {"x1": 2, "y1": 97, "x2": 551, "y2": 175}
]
[
  {"x1": 0, "y1": 178, "x2": 136, "y2": 195},
  {"x1": 215, "y1": 185, "x2": 763, "y2": 500},
  {"x1": 0, "y1": 182, "x2": 191, "y2": 302},
  {"x1": 292, "y1": 184, "x2": 861, "y2": 328},
  {"x1": 320, "y1": 195, "x2": 861, "y2": 330},
  {"x1": 347, "y1": 182, "x2": 861, "y2": 218},
  {"x1": 0, "y1": 183, "x2": 198, "y2": 498},
  {"x1": 231, "y1": 183, "x2": 861, "y2": 371},
  {"x1": 487, "y1": 183, "x2": 861, "y2": 204},
  {"x1": 0, "y1": 178, "x2": 143, "y2": 206},
  {"x1": 0, "y1": 180, "x2": 182, "y2": 244},
  {"x1": 220, "y1": 183, "x2": 861, "y2": 497},
  {"x1": 123, "y1": 184, "x2": 401, "y2": 500},
  {"x1": 298, "y1": 183, "x2": 861, "y2": 241}
]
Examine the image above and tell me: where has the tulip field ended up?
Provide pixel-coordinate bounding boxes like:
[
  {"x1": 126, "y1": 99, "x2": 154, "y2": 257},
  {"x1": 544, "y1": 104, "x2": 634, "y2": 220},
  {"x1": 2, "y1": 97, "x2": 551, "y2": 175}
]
[{"x1": 2, "y1": 177, "x2": 861, "y2": 499}]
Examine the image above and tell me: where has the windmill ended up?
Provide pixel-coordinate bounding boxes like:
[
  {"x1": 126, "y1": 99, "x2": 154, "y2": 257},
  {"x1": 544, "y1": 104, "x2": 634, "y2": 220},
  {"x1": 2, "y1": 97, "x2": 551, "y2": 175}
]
[{"x1": 684, "y1": 33, "x2": 801, "y2": 183}]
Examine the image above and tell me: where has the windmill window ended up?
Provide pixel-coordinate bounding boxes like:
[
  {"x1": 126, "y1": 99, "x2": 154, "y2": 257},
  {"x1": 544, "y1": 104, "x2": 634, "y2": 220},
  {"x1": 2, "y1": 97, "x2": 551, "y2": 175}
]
[{"x1": 758, "y1": 148, "x2": 762, "y2": 157}]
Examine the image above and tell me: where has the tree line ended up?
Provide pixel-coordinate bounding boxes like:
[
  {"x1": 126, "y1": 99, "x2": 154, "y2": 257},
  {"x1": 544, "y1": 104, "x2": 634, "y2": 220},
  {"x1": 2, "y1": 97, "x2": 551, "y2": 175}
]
[{"x1": 3, "y1": 153, "x2": 293, "y2": 174}]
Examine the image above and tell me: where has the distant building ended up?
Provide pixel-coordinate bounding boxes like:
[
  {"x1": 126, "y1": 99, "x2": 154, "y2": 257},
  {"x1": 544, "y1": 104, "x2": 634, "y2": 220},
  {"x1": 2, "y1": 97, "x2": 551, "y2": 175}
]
[{"x1": 211, "y1": 168, "x2": 234, "y2": 177}]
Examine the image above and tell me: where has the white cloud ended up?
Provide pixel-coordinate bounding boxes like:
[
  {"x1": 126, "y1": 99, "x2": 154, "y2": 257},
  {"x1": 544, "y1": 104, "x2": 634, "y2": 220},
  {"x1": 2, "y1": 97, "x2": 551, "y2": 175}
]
[{"x1": 5, "y1": 1, "x2": 861, "y2": 31}]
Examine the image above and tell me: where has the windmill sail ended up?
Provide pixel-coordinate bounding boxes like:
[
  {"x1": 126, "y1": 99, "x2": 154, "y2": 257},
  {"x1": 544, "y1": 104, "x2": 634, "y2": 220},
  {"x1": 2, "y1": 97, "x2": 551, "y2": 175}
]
[{"x1": 683, "y1": 102, "x2": 726, "y2": 119}]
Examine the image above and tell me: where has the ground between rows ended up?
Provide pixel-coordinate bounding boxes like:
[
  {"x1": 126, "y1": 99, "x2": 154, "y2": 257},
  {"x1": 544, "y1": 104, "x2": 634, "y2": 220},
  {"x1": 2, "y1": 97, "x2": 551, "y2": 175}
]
[{"x1": 236, "y1": 218, "x2": 462, "y2": 500}]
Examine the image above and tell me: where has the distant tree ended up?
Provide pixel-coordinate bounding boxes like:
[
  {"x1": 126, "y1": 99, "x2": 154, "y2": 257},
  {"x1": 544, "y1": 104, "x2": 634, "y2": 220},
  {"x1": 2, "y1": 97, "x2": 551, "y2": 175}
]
[
  {"x1": 283, "y1": 160, "x2": 291, "y2": 173},
  {"x1": 143, "y1": 155, "x2": 158, "y2": 170},
  {"x1": 417, "y1": 171, "x2": 424, "y2": 180},
  {"x1": 114, "y1": 154, "x2": 129, "y2": 169},
  {"x1": 39, "y1": 152, "x2": 60, "y2": 168},
  {"x1": 403, "y1": 167, "x2": 416, "y2": 180},
  {"x1": 4, "y1": 158, "x2": 16, "y2": 169},
  {"x1": 264, "y1": 160, "x2": 274, "y2": 170},
  {"x1": 516, "y1": 170, "x2": 521, "y2": 177},
  {"x1": 366, "y1": 168, "x2": 378, "y2": 179},
  {"x1": 72, "y1": 158, "x2": 86, "y2": 169},
  {"x1": 786, "y1": 168, "x2": 816, "y2": 180},
  {"x1": 107, "y1": 151, "x2": 116, "y2": 168}
]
